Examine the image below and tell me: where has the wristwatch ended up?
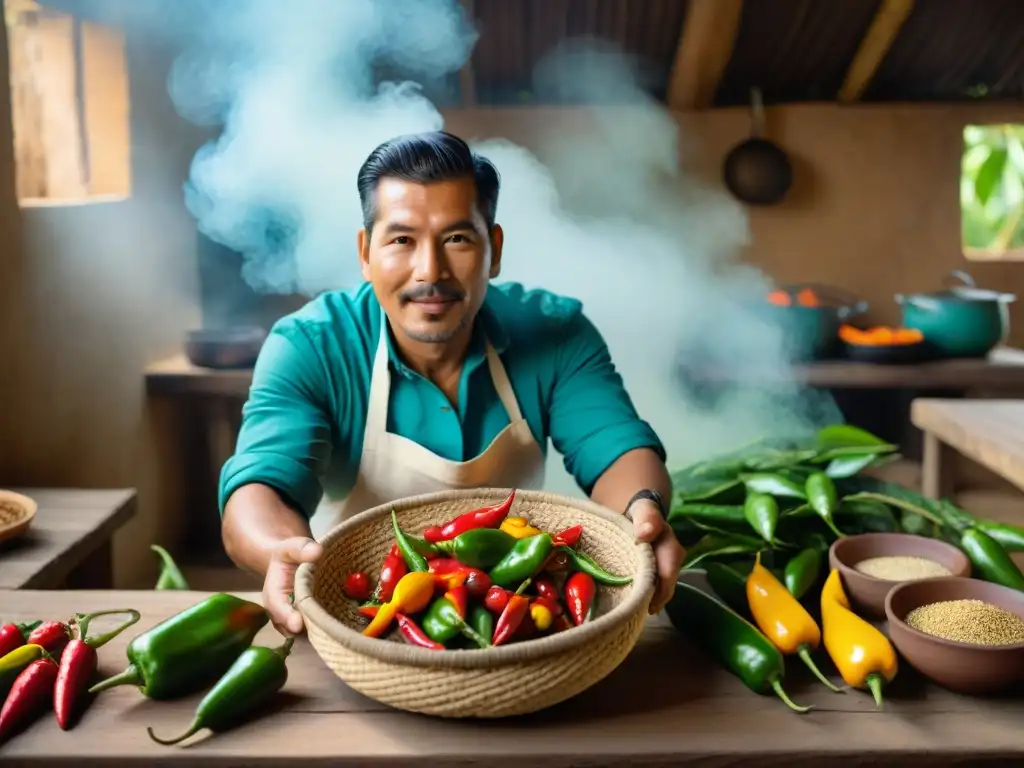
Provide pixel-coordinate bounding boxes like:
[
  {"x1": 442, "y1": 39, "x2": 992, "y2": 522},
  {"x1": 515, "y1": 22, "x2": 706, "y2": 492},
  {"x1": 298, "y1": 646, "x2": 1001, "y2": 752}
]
[{"x1": 623, "y1": 489, "x2": 666, "y2": 522}]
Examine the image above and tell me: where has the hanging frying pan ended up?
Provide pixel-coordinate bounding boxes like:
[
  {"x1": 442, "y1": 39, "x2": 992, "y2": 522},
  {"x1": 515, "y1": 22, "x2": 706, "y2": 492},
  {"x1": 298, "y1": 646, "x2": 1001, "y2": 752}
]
[{"x1": 723, "y1": 88, "x2": 793, "y2": 206}]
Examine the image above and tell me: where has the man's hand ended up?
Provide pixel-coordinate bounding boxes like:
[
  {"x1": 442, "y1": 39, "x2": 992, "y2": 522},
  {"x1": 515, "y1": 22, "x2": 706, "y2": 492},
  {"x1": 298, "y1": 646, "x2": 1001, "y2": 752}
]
[
  {"x1": 629, "y1": 498, "x2": 685, "y2": 614},
  {"x1": 263, "y1": 536, "x2": 323, "y2": 635}
]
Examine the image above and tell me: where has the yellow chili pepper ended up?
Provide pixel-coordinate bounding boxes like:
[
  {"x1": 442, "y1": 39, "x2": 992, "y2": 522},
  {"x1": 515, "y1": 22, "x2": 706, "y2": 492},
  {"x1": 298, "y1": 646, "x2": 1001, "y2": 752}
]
[
  {"x1": 820, "y1": 568, "x2": 898, "y2": 708},
  {"x1": 529, "y1": 601, "x2": 553, "y2": 631},
  {"x1": 746, "y1": 553, "x2": 843, "y2": 693},
  {"x1": 362, "y1": 571, "x2": 435, "y2": 638},
  {"x1": 500, "y1": 517, "x2": 542, "y2": 539}
]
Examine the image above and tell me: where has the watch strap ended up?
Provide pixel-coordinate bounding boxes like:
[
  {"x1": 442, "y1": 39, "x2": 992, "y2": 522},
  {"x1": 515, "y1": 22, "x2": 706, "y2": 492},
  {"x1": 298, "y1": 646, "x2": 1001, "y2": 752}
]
[{"x1": 624, "y1": 489, "x2": 666, "y2": 521}]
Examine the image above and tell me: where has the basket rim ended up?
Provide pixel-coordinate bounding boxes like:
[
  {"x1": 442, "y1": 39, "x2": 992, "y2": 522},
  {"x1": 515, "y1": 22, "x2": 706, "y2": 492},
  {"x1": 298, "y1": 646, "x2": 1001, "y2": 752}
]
[{"x1": 294, "y1": 488, "x2": 657, "y2": 669}]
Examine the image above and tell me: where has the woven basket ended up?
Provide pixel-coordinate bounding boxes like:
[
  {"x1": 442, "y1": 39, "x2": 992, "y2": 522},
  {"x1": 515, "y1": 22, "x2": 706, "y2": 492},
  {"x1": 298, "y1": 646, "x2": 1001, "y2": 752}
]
[
  {"x1": 0, "y1": 490, "x2": 36, "y2": 544},
  {"x1": 294, "y1": 488, "x2": 657, "y2": 718}
]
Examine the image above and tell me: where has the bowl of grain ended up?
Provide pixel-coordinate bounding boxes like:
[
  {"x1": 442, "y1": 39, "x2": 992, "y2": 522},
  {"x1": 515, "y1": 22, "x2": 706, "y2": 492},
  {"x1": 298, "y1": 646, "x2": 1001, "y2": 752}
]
[
  {"x1": 828, "y1": 532, "x2": 971, "y2": 618},
  {"x1": 885, "y1": 576, "x2": 1024, "y2": 695}
]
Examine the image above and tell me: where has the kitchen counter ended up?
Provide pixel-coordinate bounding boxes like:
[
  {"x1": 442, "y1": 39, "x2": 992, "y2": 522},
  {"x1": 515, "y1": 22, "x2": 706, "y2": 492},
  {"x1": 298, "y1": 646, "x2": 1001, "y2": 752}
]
[{"x1": 3, "y1": 589, "x2": 1024, "y2": 766}]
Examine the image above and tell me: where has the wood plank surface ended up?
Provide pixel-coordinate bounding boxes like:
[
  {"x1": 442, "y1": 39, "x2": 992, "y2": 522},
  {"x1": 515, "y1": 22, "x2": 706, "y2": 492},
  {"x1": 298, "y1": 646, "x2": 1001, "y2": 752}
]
[
  {"x1": 2, "y1": 590, "x2": 1023, "y2": 766},
  {"x1": 911, "y1": 399, "x2": 1024, "y2": 492},
  {"x1": 0, "y1": 489, "x2": 135, "y2": 588}
]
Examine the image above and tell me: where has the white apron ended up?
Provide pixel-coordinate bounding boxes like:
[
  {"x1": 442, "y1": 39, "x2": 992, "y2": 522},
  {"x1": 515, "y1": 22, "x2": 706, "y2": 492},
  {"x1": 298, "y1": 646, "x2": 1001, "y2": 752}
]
[{"x1": 308, "y1": 311, "x2": 546, "y2": 539}]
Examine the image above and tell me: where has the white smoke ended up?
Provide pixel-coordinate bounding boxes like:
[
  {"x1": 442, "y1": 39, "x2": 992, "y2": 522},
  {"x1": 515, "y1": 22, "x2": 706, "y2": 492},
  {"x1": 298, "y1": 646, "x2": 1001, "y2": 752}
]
[{"x1": 116, "y1": 0, "x2": 841, "y2": 488}]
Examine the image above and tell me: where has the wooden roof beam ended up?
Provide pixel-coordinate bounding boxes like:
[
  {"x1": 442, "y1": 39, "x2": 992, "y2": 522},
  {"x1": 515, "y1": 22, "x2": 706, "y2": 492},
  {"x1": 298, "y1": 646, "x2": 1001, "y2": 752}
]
[
  {"x1": 838, "y1": 0, "x2": 915, "y2": 102},
  {"x1": 666, "y1": 0, "x2": 743, "y2": 110}
]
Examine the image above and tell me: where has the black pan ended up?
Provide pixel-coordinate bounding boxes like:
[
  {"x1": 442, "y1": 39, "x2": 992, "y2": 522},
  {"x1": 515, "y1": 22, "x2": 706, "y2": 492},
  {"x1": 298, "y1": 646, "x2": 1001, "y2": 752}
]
[{"x1": 723, "y1": 88, "x2": 793, "y2": 206}]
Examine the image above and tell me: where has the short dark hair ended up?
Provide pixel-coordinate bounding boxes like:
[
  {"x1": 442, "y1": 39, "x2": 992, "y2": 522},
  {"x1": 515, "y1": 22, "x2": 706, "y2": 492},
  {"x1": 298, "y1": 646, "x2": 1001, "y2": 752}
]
[{"x1": 356, "y1": 131, "x2": 500, "y2": 234}]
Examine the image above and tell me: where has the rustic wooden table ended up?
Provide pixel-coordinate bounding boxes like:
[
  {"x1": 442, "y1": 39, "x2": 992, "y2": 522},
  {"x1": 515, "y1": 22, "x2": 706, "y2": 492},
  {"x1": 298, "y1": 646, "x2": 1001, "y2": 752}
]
[
  {"x1": 911, "y1": 398, "x2": 1024, "y2": 500},
  {"x1": 2, "y1": 589, "x2": 1023, "y2": 766},
  {"x1": 0, "y1": 489, "x2": 136, "y2": 589}
]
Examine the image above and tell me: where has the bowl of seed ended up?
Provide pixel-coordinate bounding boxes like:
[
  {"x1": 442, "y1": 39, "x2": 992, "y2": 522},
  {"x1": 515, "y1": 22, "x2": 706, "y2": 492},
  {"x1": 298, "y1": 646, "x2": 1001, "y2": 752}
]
[
  {"x1": 885, "y1": 576, "x2": 1024, "y2": 695},
  {"x1": 828, "y1": 532, "x2": 971, "y2": 618}
]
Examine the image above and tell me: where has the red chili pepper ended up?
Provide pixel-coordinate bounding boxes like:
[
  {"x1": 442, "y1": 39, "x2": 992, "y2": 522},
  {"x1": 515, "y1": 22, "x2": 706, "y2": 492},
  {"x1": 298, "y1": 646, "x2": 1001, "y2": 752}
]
[
  {"x1": 53, "y1": 609, "x2": 140, "y2": 730},
  {"x1": 358, "y1": 604, "x2": 380, "y2": 619},
  {"x1": 373, "y1": 544, "x2": 407, "y2": 603},
  {"x1": 0, "y1": 622, "x2": 41, "y2": 659},
  {"x1": 422, "y1": 489, "x2": 517, "y2": 543},
  {"x1": 484, "y1": 585, "x2": 511, "y2": 614},
  {"x1": 0, "y1": 657, "x2": 59, "y2": 744},
  {"x1": 533, "y1": 575, "x2": 559, "y2": 602},
  {"x1": 463, "y1": 568, "x2": 491, "y2": 599},
  {"x1": 428, "y1": 557, "x2": 466, "y2": 576},
  {"x1": 26, "y1": 621, "x2": 71, "y2": 660},
  {"x1": 492, "y1": 581, "x2": 532, "y2": 646},
  {"x1": 395, "y1": 614, "x2": 444, "y2": 650},
  {"x1": 343, "y1": 572, "x2": 371, "y2": 602},
  {"x1": 432, "y1": 571, "x2": 468, "y2": 591},
  {"x1": 552, "y1": 524, "x2": 583, "y2": 548},
  {"x1": 564, "y1": 571, "x2": 597, "y2": 626},
  {"x1": 443, "y1": 586, "x2": 469, "y2": 619},
  {"x1": 552, "y1": 614, "x2": 573, "y2": 632}
]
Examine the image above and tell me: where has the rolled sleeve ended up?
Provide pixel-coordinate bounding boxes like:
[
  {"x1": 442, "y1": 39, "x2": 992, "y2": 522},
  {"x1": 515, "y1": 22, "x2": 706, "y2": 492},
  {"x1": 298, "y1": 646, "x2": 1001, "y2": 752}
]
[
  {"x1": 218, "y1": 321, "x2": 335, "y2": 518},
  {"x1": 548, "y1": 312, "x2": 665, "y2": 494}
]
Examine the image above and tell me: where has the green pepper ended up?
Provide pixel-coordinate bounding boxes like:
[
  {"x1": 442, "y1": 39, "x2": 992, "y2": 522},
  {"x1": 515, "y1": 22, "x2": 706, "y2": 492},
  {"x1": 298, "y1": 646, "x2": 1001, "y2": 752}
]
[
  {"x1": 704, "y1": 562, "x2": 750, "y2": 617},
  {"x1": 391, "y1": 509, "x2": 430, "y2": 572},
  {"x1": 421, "y1": 597, "x2": 490, "y2": 648},
  {"x1": 556, "y1": 545, "x2": 633, "y2": 586},
  {"x1": 469, "y1": 605, "x2": 494, "y2": 646},
  {"x1": 835, "y1": 500, "x2": 898, "y2": 534},
  {"x1": 147, "y1": 637, "x2": 293, "y2": 745},
  {"x1": 88, "y1": 593, "x2": 269, "y2": 700},
  {"x1": 805, "y1": 472, "x2": 844, "y2": 538},
  {"x1": 433, "y1": 528, "x2": 517, "y2": 569},
  {"x1": 783, "y1": 547, "x2": 821, "y2": 600},
  {"x1": 668, "y1": 503, "x2": 748, "y2": 529},
  {"x1": 664, "y1": 580, "x2": 810, "y2": 713},
  {"x1": 489, "y1": 533, "x2": 555, "y2": 588},
  {"x1": 151, "y1": 545, "x2": 189, "y2": 591},
  {"x1": 741, "y1": 473, "x2": 807, "y2": 499},
  {"x1": 974, "y1": 520, "x2": 1024, "y2": 553},
  {"x1": 743, "y1": 492, "x2": 779, "y2": 543},
  {"x1": 959, "y1": 528, "x2": 1024, "y2": 591}
]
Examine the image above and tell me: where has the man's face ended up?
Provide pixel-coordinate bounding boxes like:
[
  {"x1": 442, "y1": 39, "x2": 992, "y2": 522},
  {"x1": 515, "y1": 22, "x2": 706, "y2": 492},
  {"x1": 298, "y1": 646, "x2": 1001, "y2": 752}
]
[{"x1": 358, "y1": 176, "x2": 502, "y2": 345}]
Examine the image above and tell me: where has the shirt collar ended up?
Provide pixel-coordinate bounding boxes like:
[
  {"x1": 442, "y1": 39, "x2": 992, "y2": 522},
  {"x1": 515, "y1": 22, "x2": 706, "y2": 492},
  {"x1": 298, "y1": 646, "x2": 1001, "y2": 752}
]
[{"x1": 383, "y1": 290, "x2": 509, "y2": 380}]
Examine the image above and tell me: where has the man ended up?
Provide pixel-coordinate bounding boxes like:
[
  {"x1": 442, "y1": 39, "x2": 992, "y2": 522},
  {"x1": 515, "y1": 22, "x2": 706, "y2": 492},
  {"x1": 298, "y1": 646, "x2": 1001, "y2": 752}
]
[{"x1": 220, "y1": 130, "x2": 684, "y2": 636}]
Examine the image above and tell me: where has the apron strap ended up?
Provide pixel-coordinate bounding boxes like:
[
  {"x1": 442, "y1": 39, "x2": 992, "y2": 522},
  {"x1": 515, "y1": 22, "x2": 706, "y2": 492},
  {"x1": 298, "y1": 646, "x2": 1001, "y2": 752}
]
[{"x1": 485, "y1": 343, "x2": 524, "y2": 422}]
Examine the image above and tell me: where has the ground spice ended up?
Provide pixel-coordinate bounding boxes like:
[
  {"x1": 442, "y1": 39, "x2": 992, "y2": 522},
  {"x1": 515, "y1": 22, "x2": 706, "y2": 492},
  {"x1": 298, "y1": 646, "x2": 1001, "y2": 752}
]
[
  {"x1": 853, "y1": 555, "x2": 951, "y2": 581},
  {"x1": 905, "y1": 599, "x2": 1024, "y2": 646}
]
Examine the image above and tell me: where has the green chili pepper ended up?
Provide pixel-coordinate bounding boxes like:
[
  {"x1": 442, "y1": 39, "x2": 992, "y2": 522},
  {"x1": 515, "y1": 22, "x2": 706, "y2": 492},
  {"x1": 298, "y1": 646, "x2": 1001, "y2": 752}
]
[
  {"x1": 673, "y1": 478, "x2": 745, "y2": 504},
  {"x1": 824, "y1": 453, "x2": 879, "y2": 479},
  {"x1": 556, "y1": 545, "x2": 633, "y2": 586},
  {"x1": 433, "y1": 528, "x2": 517, "y2": 569},
  {"x1": 664, "y1": 580, "x2": 810, "y2": 713},
  {"x1": 147, "y1": 637, "x2": 293, "y2": 745},
  {"x1": 741, "y1": 472, "x2": 807, "y2": 499},
  {"x1": 89, "y1": 593, "x2": 269, "y2": 700},
  {"x1": 960, "y1": 528, "x2": 1024, "y2": 591},
  {"x1": 743, "y1": 492, "x2": 779, "y2": 543},
  {"x1": 152, "y1": 545, "x2": 189, "y2": 591},
  {"x1": 704, "y1": 562, "x2": 750, "y2": 616},
  {"x1": 815, "y1": 424, "x2": 893, "y2": 450},
  {"x1": 783, "y1": 547, "x2": 821, "y2": 600},
  {"x1": 805, "y1": 472, "x2": 844, "y2": 538},
  {"x1": 421, "y1": 597, "x2": 490, "y2": 648},
  {"x1": 391, "y1": 509, "x2": 430, "y2": 572},
  {"x1": 681, "y1": 532, "x2": 764, "y2": 569},
  {"x1": 469, "y1": 605, "x2": 494, "y2": 646},
  {"x1": 668, "y1": 503, "x2": 748, "y2": 529},
  {"x1": 835, "y1": 499, "x2": 899, "y2": 534},
  {"x1": 974, "y1": 520, "x2": 1024, "y2": 553},
  {"x1": 489, "y1": 533, "x2": 555, "y2": 588}
]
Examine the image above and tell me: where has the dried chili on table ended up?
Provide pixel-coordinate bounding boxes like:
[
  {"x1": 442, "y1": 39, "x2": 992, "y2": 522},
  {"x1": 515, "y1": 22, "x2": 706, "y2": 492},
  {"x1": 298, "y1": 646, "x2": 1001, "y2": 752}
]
[
  {"x1": 54, "y1": 608, "x2": 141, "y2": 730},
  {"x1": 148, "y1": 637, "x2": 294, "y2": 746},
  {"x1": 88, "y1": 593, "x2": 269, "y2": 700},
  {"x1": 0, "y1": 656, "x2": 59, "y2": 744},
  {"x1": 0, "y1": 621, "x2": 40, "y2": 659},
  {"x1": 422, "y1": 489, "x2": 517, "y2": 543}
]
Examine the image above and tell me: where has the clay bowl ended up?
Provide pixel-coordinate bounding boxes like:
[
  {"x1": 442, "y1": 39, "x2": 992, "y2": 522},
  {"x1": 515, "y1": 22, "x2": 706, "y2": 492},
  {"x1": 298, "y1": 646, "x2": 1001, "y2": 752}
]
[
  {"x1": 0, "y1": 490, "x2": 37, "y2": 543},
  {"x1": 828, "y1": 532, "x2": 971, "y2": 618},
  {"x1": 886, "y1": 576, "x2": 1024, "y2": 695}
]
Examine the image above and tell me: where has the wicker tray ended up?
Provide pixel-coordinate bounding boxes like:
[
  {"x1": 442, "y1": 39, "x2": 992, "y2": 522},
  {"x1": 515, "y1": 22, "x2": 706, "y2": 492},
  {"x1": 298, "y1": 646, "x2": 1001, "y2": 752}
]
[
  {"x1": 294, "y1": 488, "x2": 657, "y2": 718},
  {"x1": 0, "y1": 490, "x2": 36, "y2": 544}
]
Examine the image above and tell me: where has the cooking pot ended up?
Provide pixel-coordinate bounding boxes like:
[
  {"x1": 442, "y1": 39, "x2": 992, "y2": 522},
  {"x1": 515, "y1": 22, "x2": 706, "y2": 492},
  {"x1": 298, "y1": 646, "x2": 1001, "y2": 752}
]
[
  {"x1": 762, "y1": 283, "x2": 868, "y2": 362},
  {"x1": 895, "y1": 270, "x2": 1015, "y2": 358}
]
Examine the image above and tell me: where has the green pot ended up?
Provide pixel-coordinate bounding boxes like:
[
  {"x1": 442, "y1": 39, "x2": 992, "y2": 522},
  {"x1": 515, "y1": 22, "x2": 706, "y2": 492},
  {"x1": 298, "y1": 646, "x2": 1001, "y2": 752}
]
[
  {"x1": 763, "y1": 284, "x2": 868, "y2": 361},
  {"x1": 895, "y1": 271, "x2": 1015, "y2": 358}
]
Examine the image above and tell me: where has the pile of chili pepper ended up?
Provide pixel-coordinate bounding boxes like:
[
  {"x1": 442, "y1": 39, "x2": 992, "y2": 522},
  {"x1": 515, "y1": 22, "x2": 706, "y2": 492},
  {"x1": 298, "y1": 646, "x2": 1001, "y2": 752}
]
[{"x1": 344, "y1": 489, "x2": 634, "y2": 649}]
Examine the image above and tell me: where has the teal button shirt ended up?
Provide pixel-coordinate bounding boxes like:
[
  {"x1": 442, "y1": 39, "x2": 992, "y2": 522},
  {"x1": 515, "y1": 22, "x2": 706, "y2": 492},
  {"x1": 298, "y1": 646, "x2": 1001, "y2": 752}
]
[{"x1": 219, "y1": 281, "x2": 665, "y2": 518}]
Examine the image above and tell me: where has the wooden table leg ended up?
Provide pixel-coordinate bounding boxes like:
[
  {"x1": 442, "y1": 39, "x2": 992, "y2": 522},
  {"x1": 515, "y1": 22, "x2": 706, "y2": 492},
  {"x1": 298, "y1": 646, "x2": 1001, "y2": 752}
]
[
  {"x1": 922, "y1": 431, "x2": 957, "y2": 500},
  {"x1": 64, "y1": 541, "x2": 114, "y2": 589}
]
